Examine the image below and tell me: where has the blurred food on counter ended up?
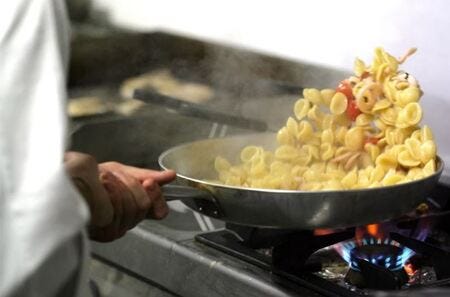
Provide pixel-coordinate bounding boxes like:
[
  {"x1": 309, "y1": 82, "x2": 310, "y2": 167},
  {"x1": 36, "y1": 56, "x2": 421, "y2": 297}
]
[
  {"x1": 120, "y1": 69, "x2": 214, "y2": 103},
  {"x1": 68, "y1": 96, "x2": 112, "y2": 117}
]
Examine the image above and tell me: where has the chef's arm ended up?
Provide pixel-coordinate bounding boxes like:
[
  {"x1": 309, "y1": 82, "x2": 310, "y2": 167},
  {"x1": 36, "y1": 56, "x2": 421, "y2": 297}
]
[{"x1": 64, "y1": 151, "x2": 176, "y2": 242}]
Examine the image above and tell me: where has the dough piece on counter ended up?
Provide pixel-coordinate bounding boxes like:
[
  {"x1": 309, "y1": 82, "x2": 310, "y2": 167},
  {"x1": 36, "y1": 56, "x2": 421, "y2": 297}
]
[
  {"x1": 120, "y1": 69, "x2": 214, "y2": 104},
  {"x1": 114, "y1": 98, "x2": 146, "y2": 116},
  {"x1": 68, "y1": 96, "x2": 111, "y2": 117}
]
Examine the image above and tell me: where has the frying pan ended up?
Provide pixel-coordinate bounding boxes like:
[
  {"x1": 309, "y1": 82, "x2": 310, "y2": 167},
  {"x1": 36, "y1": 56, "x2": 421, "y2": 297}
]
[{"x1": 159, "y1": 133, "x2": 444, "y2": 229}]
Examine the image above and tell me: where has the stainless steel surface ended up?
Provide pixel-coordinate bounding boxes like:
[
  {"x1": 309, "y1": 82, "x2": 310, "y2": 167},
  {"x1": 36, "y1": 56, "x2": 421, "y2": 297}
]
[
  {"x1": 159, "y1": 133, "x2": 444, "y2": 229},
  {"x1": 91, "y1": 221, "x2": 321, "y2": 297},
  {"x1": 162, "y1": 184, "x2": 213, "y2": 201},
  {"x1": 89, "y1": 258, "x2": 177, "y2": 297}
]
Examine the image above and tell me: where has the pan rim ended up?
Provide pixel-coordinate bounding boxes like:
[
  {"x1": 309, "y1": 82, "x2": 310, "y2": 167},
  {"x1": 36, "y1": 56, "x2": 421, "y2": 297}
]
[{"x1": 158, "y1": 139, "x2": 444, "y2": 195}]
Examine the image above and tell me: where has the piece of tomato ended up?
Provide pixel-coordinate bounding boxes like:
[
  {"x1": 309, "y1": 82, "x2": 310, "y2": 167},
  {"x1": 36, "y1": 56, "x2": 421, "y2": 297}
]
[
  {"x1": 336, "y1": 80, "x2": 354, "y2": 101},
  {"x1": 337, "y1": 79, "x2": 361, "y2": 121},
  {"x1": 346, "y1": 99, "x2": 361, "y2": 121},
  {"x1": 364, "y1": 136, "x2": 379, "y2": 145},
  {"x1": 361, "y1": 71, "x2": 370, "y2": 79}
]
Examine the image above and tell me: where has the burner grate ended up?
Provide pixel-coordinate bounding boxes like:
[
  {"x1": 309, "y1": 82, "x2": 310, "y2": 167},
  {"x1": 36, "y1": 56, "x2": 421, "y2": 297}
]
[
  {"x1": 196, "y1": 226, "x2": 361, "y2": 297},
  {"x1": 390, "y1": 232, "x2": 450, "y2": 279},
  {"x1": 346, "y1": 257, "x2": 408, "y2": 290}
]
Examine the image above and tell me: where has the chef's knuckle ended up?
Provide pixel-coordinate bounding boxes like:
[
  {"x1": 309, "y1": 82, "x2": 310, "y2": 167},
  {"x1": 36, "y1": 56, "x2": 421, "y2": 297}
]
[
  {"x1": 152, "y1": 185, "x2": 162, "y2": 196},
  {"x1": 153, "y1": 205, "x2": 169, "y2": 220},
  {"x1": 139, "y1": 197, "x2": 152, "y2": 211},
  {"x1": 145, "y1": 179, "x2": 156, "y2": 190},
  {"x1": 77, "y1": 154, "x2": 98, "y2": 174},
  {"x1": 125, "y1": 176, "x2": 138, "y2": 188},
  {"x1": 81, "y1": 153, "x2": 97, "y2": 166},
  {"x1": 105, "y1": 161, "x2": 121, "y2": 169}
]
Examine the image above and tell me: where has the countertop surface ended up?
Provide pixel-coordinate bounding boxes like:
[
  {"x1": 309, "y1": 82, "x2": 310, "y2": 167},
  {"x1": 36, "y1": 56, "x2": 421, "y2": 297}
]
[{"x1": 90, "y1": 211, "x2": 323, "y2": 297}]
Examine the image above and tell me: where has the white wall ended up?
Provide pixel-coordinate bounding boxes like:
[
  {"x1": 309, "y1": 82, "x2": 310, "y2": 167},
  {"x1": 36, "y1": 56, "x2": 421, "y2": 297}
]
[{"x1": 91, "y1": 0, "x2": 450, "y2": 172}]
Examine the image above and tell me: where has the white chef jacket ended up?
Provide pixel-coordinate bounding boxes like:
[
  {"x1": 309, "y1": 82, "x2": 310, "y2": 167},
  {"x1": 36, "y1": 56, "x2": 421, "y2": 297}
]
[{"x1": 0, "y1": 1, "x2": 90, "y2": 296}]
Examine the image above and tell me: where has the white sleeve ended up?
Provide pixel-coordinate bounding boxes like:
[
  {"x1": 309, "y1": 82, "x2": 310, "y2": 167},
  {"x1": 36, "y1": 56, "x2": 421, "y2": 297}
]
[{"x1": 0, "y1": 0, "x2": 89, "y2": 296}]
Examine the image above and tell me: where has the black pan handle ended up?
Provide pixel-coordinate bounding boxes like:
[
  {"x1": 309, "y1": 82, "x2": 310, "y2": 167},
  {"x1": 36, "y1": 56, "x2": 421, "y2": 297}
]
[
  {"x1": 162, "y1": 184, "x2": 212, "y2": 201},
  {"x1": 133, "y1": 89, "x2": 268, "y2": 132}
]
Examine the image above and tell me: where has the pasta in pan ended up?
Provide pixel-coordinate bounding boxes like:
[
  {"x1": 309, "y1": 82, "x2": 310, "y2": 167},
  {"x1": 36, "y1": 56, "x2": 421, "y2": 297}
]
[{"x1": 215, "y1": 48, "x2": 438, "y2": 190}]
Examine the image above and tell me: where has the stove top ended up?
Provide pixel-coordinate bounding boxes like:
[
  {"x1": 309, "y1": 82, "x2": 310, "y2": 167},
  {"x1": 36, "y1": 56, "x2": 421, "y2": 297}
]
[{"x1": 91, "y1": 184, "x2": 450, "y2": 297}]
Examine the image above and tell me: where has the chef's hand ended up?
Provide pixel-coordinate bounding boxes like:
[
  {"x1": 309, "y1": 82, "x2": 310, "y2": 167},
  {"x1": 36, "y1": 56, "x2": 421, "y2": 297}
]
[
  {"x1": 92, "y1": 162, "x2": 176, "y2": 242},
  {"x1": 64, "y1": 152, "x2": 114, "y2": 228},
  {"x1": 64, "y1": 152, "x2": 176, "y2": 242},
  {"x1": 90, "y1": 167, "x2": 175, "y2": 242},
  {"x1": 99, "y1": 161, "x2": 176, "y2": 220}
]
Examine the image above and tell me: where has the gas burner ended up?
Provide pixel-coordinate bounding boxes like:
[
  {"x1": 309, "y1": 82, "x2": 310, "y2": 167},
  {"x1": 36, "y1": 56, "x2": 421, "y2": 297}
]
[
  {"x1": 332, "y1": 220, "x2": 430, "y2": 290},
  {"x1": 339, "y1": 236, "x2": 410, "y2": 289},
  {"x1": 339, "y1": 236, "x2": 414, "y2": 273},
  {"x1": 348, "y1": 238, "x2": 411, "y2": 272},
  {"x1": 345, "y1": 259, "x2": 409, "y2": 290}
]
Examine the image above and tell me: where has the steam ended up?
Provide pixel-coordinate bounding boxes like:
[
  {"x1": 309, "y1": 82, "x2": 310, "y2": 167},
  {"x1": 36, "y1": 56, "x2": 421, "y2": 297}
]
[
  {"x1": 201, "y1": 43, "x2": 349, "y2": 133},
  {"x1": 70, "y1": 32, "x2": 351, "y2": 173}
]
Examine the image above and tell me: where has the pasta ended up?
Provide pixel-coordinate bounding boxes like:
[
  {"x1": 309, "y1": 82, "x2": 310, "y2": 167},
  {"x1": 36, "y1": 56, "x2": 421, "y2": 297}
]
[{"x1": 215, "y1": 48, "x2": 438, "y2": 190}]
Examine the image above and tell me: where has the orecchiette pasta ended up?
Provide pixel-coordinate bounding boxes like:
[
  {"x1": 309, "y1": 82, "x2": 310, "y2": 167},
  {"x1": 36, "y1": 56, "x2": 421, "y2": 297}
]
[
  {"x1": 294, "y1": 99, "x2": 310, "y2": 120},
  {"x1": 396, "y1": 102, "x2": 422, "y2": 128},
  {"x1": 372, "y1": 98, "x2": 391, "y2": 112},
  {"x1": 214, "y1": 48, "x2": 438, "y2": 190},
  {"x1": 330, "y1": 92, "x2": 348, "y2": 115},
  {"x1": 320, "y1": 89, "x2": 336, "y2": 107},
  {"x1": 303, "y1": 88, "x2": 323, "y2": 106},
  {"x1": 345, "y1": 127, "x2": 365, "y2": 151},
  {"x1": 297, "y1": 121, "x2": 314, "y2": 142}
]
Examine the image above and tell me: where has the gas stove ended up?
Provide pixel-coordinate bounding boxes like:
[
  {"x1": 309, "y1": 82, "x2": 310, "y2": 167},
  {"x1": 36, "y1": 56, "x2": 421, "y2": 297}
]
[
  {"x1": 90, "y1": 184, "x2": 450, "y2": 297},
  {"x1": 68, "y1": 30, "x2": 450, "y2": 297}
]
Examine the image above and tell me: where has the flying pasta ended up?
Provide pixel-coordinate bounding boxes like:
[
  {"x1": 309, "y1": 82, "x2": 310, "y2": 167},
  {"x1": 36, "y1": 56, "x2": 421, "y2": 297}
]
[{"x1": 215, "y1": 48, "x2": 438, "y2": 190}]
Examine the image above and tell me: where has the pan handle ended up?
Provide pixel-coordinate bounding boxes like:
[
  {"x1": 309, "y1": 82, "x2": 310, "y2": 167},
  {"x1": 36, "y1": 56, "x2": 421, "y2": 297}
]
[
  {"x1": 162, "y1": 184, "x2": 223, "y2": 218},
  {"x1": 133, "y1": 89, "x2": 268, "y2": 132},
  {"x1": 162, "y1": 184, "x2": 213, "y2": 201}
]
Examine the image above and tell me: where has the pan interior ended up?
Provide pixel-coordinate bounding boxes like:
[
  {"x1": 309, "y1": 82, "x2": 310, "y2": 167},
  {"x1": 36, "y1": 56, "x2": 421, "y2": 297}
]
[
  {"x1": 159, "y1": 133, "x2": 277, "y2": 181},
  {"x1": 159, "y1": 132, "x2": 444, "y2": 191}
]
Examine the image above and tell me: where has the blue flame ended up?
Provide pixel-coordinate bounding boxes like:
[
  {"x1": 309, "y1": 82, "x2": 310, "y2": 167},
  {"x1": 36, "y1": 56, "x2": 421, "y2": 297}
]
[
  {"x1": 399, "y1": 247, "x2": 414, "y2": 266},
  {"x1": 336, "y1": 236, "x2": 416, "y2": 272}
]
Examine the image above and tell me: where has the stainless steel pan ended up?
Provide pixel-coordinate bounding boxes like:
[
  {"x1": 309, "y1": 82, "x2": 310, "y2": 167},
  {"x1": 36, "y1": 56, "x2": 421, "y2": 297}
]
[{"x1": 159, "y1": 133, "x2": 444, "y2": 229}]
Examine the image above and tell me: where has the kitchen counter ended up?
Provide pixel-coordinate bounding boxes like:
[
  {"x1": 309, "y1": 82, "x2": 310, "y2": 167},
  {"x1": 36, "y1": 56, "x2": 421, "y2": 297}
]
[{"x1": 90, "y1": 215, "x2": 323, "y2": 297}]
